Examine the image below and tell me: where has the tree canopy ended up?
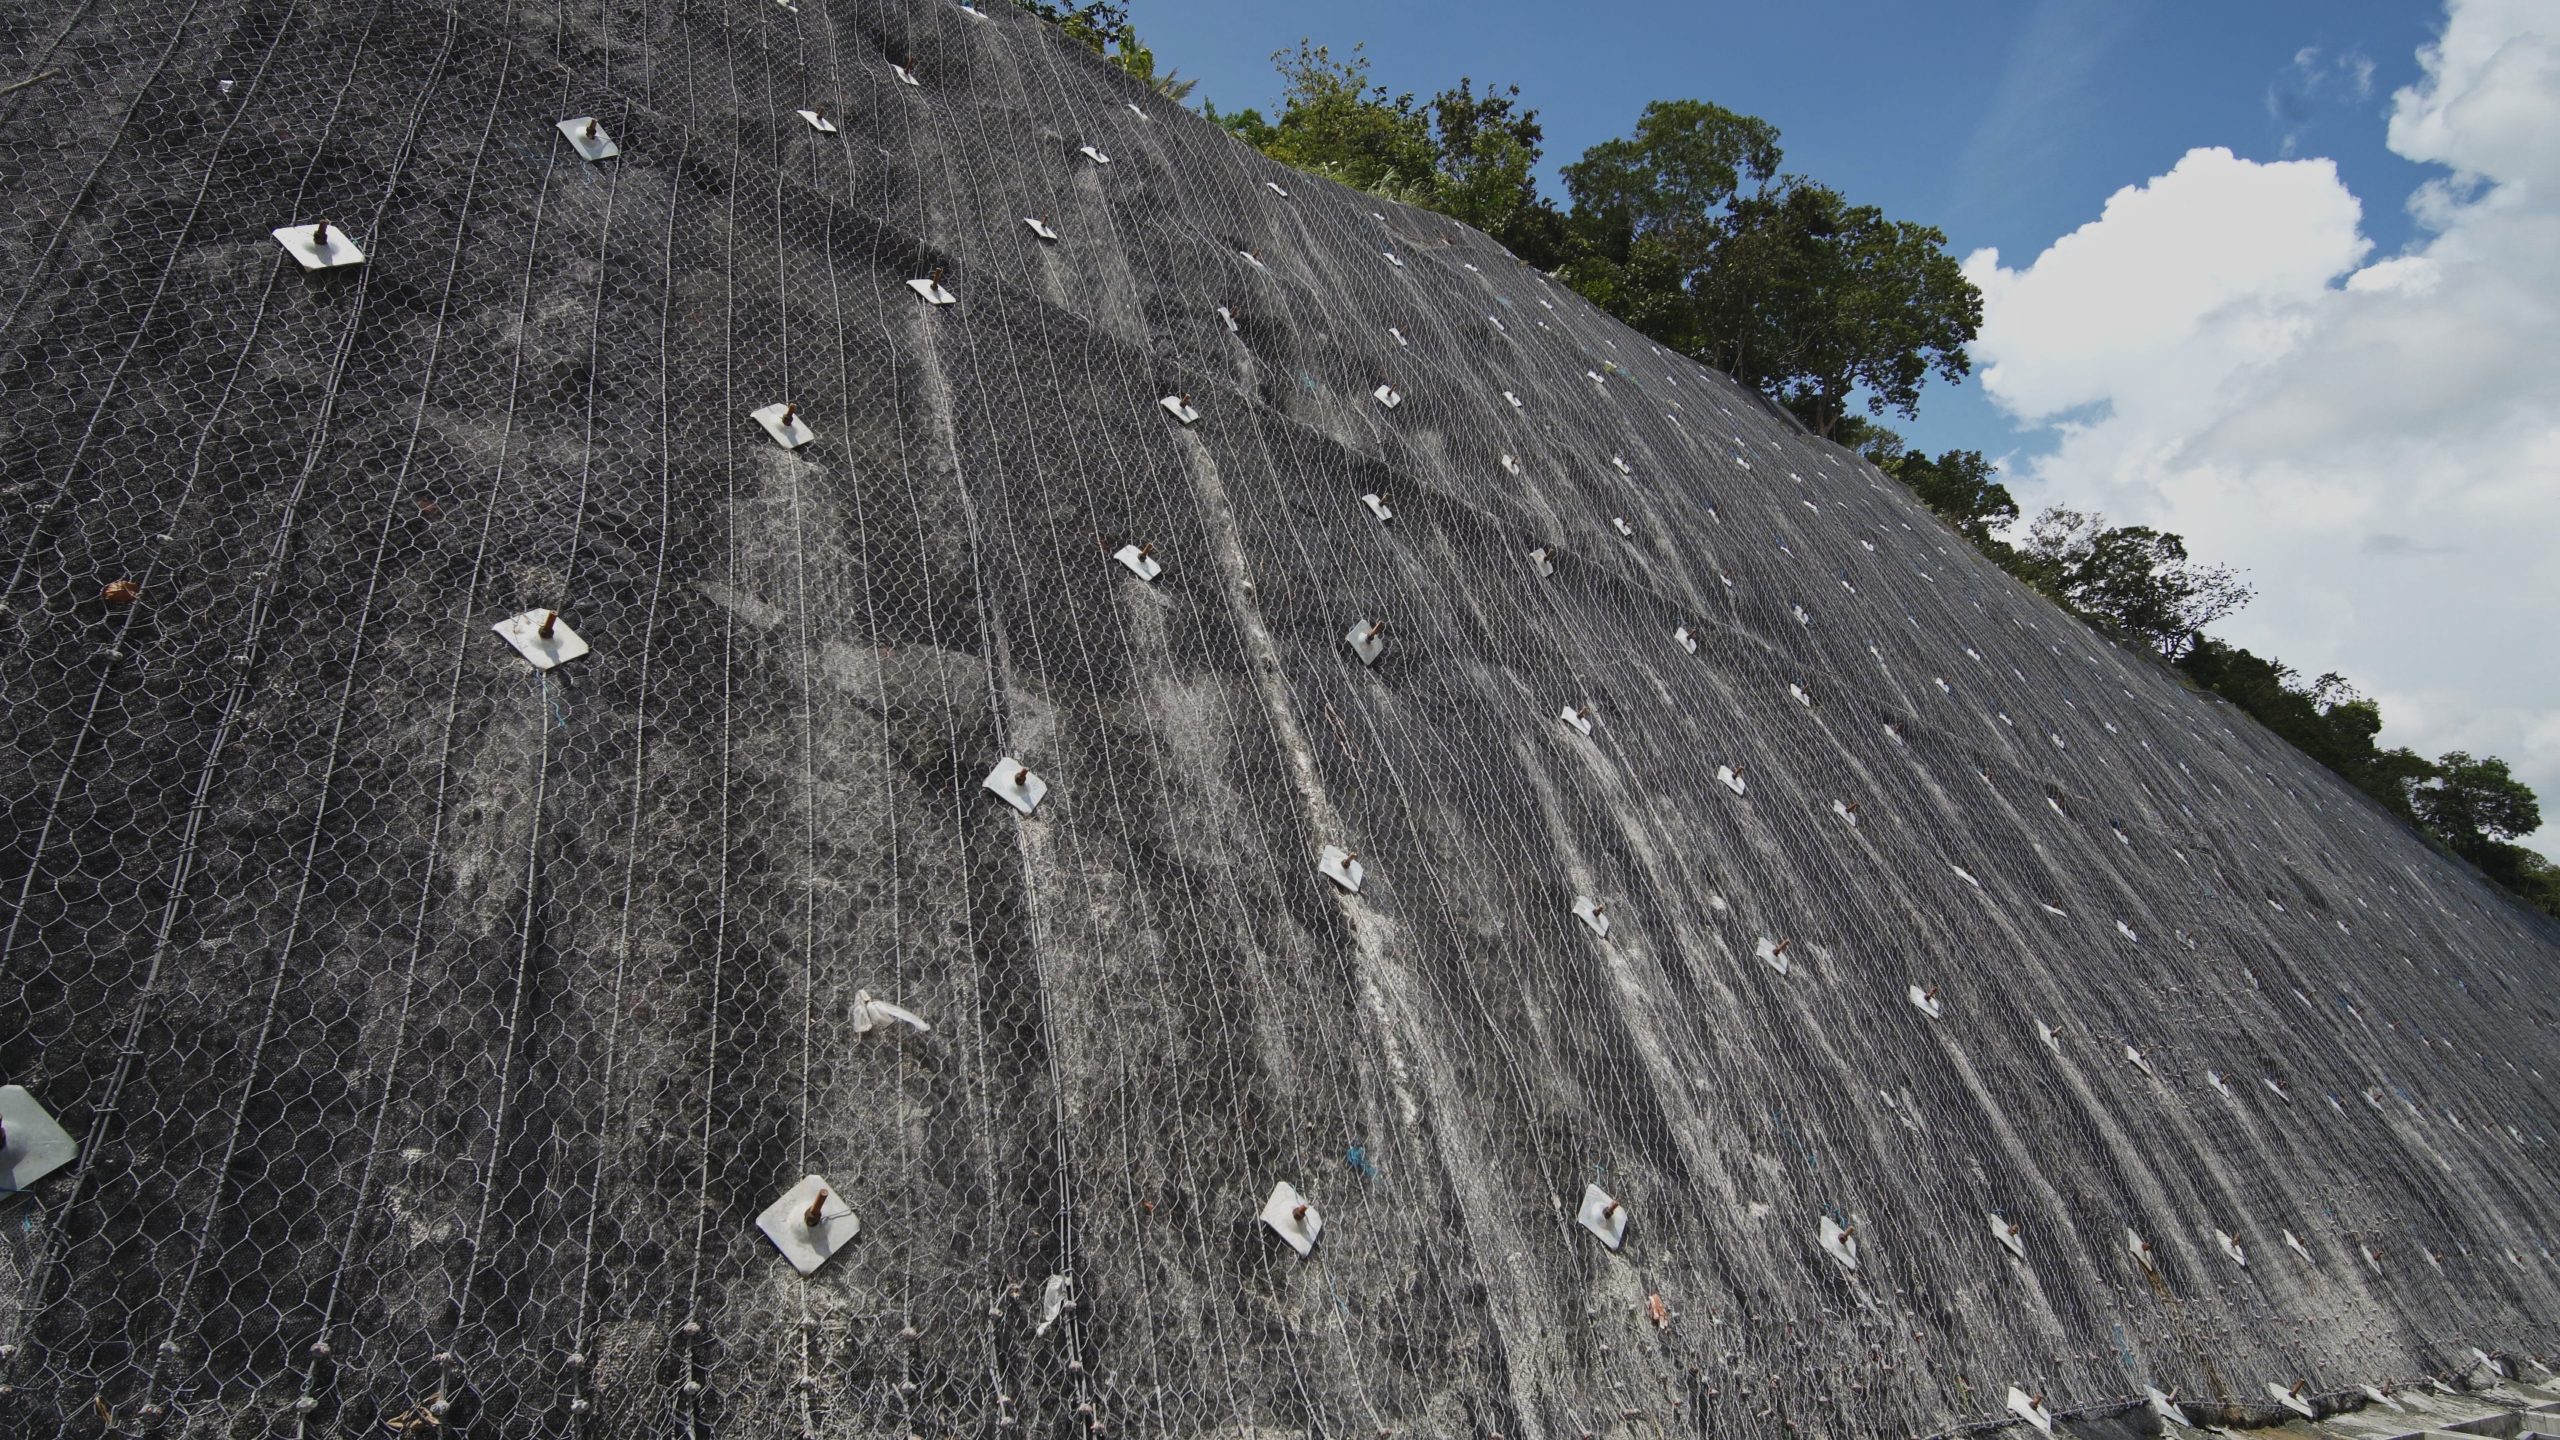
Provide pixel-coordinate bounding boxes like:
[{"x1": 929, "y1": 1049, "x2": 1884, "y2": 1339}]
[
  {"x1": 1877, "y1": 446, "x2": 2016, "y2": 544},
  {"x1": 1560, "y1": 106, "x2": 1976, "y2": 436},
  {"x1": 1205, "y1": 48, "x2": 1565, "y2": 262},
  {"x1": 2012, "y1": 507, "x2": 2254, "y2": 660},
  {"x1": 1196, "y1": 49, "x2": 1979, "y2": 440}
]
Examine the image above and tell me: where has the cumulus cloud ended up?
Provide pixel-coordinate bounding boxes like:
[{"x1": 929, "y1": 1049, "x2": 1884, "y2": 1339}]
[{"x1": 1963, "y1": 0, "x2": 2560, "y2": 855}]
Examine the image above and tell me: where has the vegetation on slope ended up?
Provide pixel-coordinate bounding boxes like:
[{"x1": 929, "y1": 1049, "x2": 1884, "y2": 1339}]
[{"x1": 1013, "y1": 4, "x2": 2558, "y2": 919}]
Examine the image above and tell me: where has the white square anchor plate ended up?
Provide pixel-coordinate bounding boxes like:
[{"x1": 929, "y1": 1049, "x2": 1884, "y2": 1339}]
[
  {"x1": 1831, "y1": 799, "x2": 1859, "y2": 826},
  {"x1": 1989, "y1": 1212, "x2": 2024, "y2": 1259},
  {"x1": 1079, "y1": 144, "x2": 1111, "y2": 164},
  {"x1": 1024, "y1": 216, "x2": 1058, "y2": 241},
  {"x1": 2267, "y1": 1382, "x2": 2314, "y2": 1418},
  {"x1": 1, "y1": 1086, "x2": 77, "y2": 1192},
  {"x1": 982, "y1": 757, "x2": 1047, "y2": 816},
  {"x1": 557, "y1": 117, "x2": 620, "y2": 160},
  {"x1": 1388, "y1": 327, "x2": 1408, "y2": 347},
  {"x1": 1907, "y1": 985, "x2": 1943, "y2": 1019},
  {"x1": 1577, "y1": 1183, "x2": 1628, "y2": 1250},
  {"x1": 1755, "y1": 936, "x2": 1790, "y2": 974},
  {"x1": 1674, "y1": 626, "x2": 1697, "y2": 653},
  {"x1": 2006, "y1": 1388, "x2": 2053, "y2": 1435},
  {"x1": 1361, "y1": 493, "x2": 1392, "y2": 522},
  {"x1": 796, "y1": 109, "x2": 838, "y2": 132},
  {"x1": 1716, "y1": 765, "x2": 1746, "y2": 796},
  {"x1": 1217, "y1": 306, "x2": 1238, "y2": 333},
  {"x1": 751, "y1": 402, "x2": 815, "y2": 449},
  {"x1": 908, "y1": 276, "x2": 956, "y2": 305},
  {"x1": 1501, "y1": 454, "x2": 1521, "y2": 475},
  {"x1": 1612, "y1": 516, "x2": 1634, "y2": 537},
  {"x1": 2217, "y1": 1229, "x2": 2246, "y2": 1267},
  {"x1": 891, "y1": 63, "x2": 920, "y2": 86},
  {"x1": 1528, "y1": 548, "x2": 1554, "y2": 578},
  {"x1": 1159, "y1": 395, "x2": 1200, "y2": 425},
  {"x1": 272, "y1": 223, "x2": 364, "y2": 269},
  {"x1": 1317, "y1": 844, "x2": 1364, "y2": 895},
  {"x1": 1558, "y1": 706, "x2": 1593, "y2": 736},
  {"x1": 757, "y1": 1174, "x2": 860, "y2": 1274},
  {"x1": 1372, "y1": 384, "x2": 1402, "y2": 409},
  {"x1": 2145, "y1": 1386, "x2": 2191, "y2": 1426},
  {"x1": 493, "y1": 610, "x2": 589, "y2": 670},
  {"x1": 1344, "y1": 620, "x2": 1386, "y2": 667},
  {"x1": 1265, "y1": 180, "x2": 1289, "y2": 197},
  {"x1": 1820, "y1": 1216, "x2": 1859, "y2": 1271},
  {"x1": 1571, "y1": 895, "x2": 1610, "y2": 938},
  {"x1": 2127, "y1": 1228, "x2": 2155, "y2": 1270},
  {"x1": 1112, "y1": 544, "x2": 1161, "y2": 581},
  {"x1": 1261, "y1": 1181, "x2": 1321, "y2": 1256},
  {"x1": 1503, "y1": 390, "x2": 1523, "y2": 408}
]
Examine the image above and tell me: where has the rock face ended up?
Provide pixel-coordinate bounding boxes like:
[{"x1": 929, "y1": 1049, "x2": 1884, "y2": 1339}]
[{"x1": 2, "y1": 1, "x2": 2556, "y2": 1435}]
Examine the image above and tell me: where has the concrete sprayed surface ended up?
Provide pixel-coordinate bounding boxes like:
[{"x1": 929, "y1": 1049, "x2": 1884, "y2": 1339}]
[{"x1": 2, "y1": 0, "x2": 2557, "y2": 1435}]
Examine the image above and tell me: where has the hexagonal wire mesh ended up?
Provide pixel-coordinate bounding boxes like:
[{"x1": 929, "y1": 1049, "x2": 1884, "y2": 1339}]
[{"x1": 2, "y1": 0, "x2": 2558, "y2": 1436}]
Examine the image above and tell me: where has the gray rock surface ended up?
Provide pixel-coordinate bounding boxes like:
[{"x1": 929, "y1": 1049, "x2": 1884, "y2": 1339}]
[{"x1": 2, "y1": 0, "x2": 2556, "y2": 1435}]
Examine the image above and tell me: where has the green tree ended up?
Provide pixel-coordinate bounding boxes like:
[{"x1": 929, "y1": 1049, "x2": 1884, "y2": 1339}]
[
  {"x1": 2014, "y1": 508, "x2": 2252, "y2": 659},
  {"x1": 1011, "y1": 0, "x2": 1125, "y2": 52},
  {"x1": 1557, "y1": 103, "x2": 1976, "y2": 438},
  {"x1": 1202, "y1": 99, "x2": 1278, "y2": 149},
  {"x1": 2415, "y1": 752, "x2": 2543, "y2": 861},
  {"x1": 1562, "y1": 99, "x2": 1782, "y2": 265},
  {"x1": 1427, "y1": 79, "x2": 1569, "y2": 265},
  {"x1": 1693, "y1": 180, "x2": 1980, "y2": 436},
  {"x1": 2174, "y1": 643, "x2": 2435, "y2": 824},
  {"x1": 1883, "y1": 447, "x2": 2016, "y2": 544},
  {"x1": 1109, "y1": 26, "x2": 1197, "y2": 101},
  {"x1": 1248, "y1": 42, "x2": 1441, "y2": 199},
  {"x1": 1204, "y1": 45, "x2": 1567, "y2": 261},
  {"x1": 1558, "y1": 100, "x2": 1782, "y2": 353}
]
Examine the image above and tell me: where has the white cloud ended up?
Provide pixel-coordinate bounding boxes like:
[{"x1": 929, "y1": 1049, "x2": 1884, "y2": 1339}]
[
  {"x1": 1964, "y1": 0, "x2": 2560, "y2": 857},
  {"x1": 2267, "y1": 45, "x2": 2380, "y2": 154}
]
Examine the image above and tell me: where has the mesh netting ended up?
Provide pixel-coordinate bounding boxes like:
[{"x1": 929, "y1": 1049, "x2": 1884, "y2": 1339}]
[{"x1": 3, "y1": 0, "x2": 2558, "y2": 1435}]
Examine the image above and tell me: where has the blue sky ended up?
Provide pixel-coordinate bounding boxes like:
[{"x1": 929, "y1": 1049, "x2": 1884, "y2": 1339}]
[
  {"x1": 1141, "y1": 0, "x2": 2560, "y2": 859},
  {"x1": 1143, "y1": 0, "x2": 2440, "y2": 458}
]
